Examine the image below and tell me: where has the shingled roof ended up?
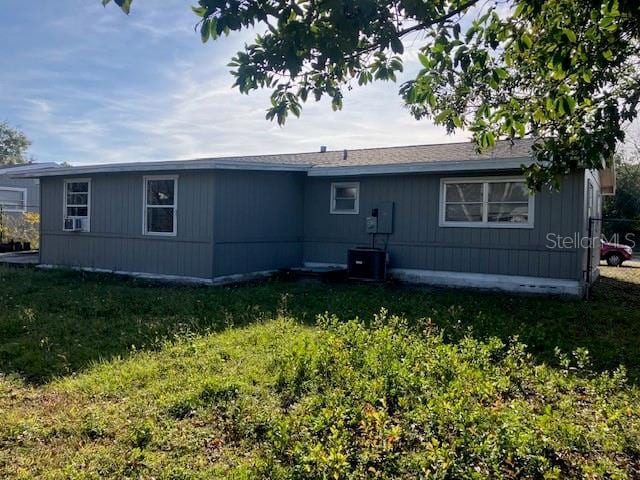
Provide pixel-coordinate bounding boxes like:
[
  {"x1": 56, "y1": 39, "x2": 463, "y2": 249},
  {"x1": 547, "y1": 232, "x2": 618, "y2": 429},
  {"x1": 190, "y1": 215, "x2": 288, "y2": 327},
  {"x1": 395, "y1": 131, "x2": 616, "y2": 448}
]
[{"x1": 12, "y1": 139, "x2": 537, "y2": 178}]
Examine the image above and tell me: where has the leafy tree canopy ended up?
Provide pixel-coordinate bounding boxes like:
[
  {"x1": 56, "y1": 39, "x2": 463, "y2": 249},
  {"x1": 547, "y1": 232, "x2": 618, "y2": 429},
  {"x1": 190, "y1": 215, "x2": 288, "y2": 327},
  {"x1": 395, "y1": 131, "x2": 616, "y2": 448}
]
[
  {"x1": 0, "y1": 122, "x2": 31, "y2": 165},
  {"x1": 103, "y1": 0, "x2": 640, "y2": 188}
]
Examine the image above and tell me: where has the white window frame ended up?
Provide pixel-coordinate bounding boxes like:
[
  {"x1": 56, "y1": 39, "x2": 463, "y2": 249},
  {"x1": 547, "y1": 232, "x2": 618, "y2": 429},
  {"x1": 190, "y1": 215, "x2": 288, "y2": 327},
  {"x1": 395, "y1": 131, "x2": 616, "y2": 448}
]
[
  {"x1": 330, "y1": 182, "x2": 360, "y2": 215},
  {"x1": 439, "y1": 176, "x2": 535, "y2": 228},
  {"x1": 63, "y1": 178, "x2": 91, "y2": 232},
  {"x1": 143, "y1": 175, "x2": 178, "y2": 237},
  {"x1": 0, "y1": 187, "x2": 27, "y2": 213}
]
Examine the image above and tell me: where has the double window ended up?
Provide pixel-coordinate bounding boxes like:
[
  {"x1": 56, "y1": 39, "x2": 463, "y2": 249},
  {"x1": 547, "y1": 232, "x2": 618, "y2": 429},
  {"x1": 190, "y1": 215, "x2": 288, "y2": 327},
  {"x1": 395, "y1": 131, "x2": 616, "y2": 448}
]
[
  {"x1": 143, "y1": 176, "x2": 177, "y2": 236},
  {"x1": 63, "y1": 179, "x2": 90, "y2": 231},
  {"x1": 0, "y1": 187, "x2": 27, "y2": 212},
  {"x1": 330, "y1": 182, "x2": 359, "y2": 214},
  {"x1": 440, "y1": 177, "x2": 534, "y2": 228}
]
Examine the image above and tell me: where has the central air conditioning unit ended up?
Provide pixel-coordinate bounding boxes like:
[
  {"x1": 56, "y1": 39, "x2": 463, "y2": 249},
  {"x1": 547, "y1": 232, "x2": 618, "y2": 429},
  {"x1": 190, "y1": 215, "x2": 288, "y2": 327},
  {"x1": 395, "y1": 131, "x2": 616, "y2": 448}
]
[
  {"x1": 347, "y1": 247, "x2": 387, "y2": 282},
  {"x1": 64, "y1": 218, "x2": 86, "y2": 232}
]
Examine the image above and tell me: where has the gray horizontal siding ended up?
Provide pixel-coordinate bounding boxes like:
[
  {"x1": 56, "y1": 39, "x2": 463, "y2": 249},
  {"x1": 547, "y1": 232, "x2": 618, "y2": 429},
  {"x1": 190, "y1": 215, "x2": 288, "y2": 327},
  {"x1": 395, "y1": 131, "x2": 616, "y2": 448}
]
[
  {"x1": 212, "y1": 171, "x2": 304, "y2": 276},
  {"x1": 40, "y1": 172, "x2": 214, "y2": 279},
  {"x1": 304, "y1": 171, "x2": 585, "y2": 280}
]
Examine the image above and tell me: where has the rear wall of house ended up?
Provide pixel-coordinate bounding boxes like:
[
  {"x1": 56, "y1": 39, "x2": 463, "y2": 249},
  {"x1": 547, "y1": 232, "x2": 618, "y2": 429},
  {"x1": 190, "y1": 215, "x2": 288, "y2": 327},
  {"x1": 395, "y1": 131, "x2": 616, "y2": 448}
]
[
  {"x1": 211, "y1": 170, "x2": 305, "y2": 277},
  {"x1": 303, "y1": 171, "x2": 586, "y2": 281},
  {"x1": 40, "y1": 171, "x2": 215, "y2": 279}
]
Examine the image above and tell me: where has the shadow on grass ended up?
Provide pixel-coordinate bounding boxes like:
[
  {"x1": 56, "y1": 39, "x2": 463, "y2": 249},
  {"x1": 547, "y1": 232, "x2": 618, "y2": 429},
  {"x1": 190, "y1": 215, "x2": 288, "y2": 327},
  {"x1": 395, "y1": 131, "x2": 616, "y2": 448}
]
[{"x1": 0, "y1": 265, "x2": 639, "y2": 384}]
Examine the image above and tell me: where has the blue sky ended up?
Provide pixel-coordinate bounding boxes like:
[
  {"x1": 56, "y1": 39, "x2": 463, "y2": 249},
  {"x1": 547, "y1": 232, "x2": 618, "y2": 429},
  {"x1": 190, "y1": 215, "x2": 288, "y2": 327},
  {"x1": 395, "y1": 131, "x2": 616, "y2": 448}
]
[{"x1": 1, "y1": 0, "x2": 468, "y2": 165}]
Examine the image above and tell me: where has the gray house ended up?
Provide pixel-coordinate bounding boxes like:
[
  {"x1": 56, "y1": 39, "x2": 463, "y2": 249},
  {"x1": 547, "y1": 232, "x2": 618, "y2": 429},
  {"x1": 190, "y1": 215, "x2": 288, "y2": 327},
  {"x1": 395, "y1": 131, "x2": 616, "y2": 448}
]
[{"x1": 15, "y1": 140, "x2": 614, "y2": 296}]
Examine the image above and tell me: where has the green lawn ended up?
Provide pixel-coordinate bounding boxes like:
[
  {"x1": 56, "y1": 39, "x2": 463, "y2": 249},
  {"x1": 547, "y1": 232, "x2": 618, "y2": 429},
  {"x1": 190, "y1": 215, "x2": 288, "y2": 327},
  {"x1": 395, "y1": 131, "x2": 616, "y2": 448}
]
[
  {"x1": 1, "y1": 266, "x2": 639, "y2": 478},
  {"x1": 1, "y1": 265, "x2": 639, "y2": 384}
]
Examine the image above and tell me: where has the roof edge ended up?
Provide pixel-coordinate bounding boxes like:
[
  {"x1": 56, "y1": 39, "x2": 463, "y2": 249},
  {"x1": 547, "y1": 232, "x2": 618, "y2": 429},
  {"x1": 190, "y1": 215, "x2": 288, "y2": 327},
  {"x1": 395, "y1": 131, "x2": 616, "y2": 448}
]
[
  {"x1": 11, "y1": 157, "x2": 535, "y2": 179},
  {"x1": 10, "y1": 160, "x2": 311, "y2": 178},
  {"x1": 307, "y1": 157, "x2": 533, "y2": 176}
]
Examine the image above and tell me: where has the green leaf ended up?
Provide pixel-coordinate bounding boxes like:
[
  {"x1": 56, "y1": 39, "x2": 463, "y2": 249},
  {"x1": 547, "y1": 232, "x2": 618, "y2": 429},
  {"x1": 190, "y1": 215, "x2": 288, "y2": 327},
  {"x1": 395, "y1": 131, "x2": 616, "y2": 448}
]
[
  {"x1": 602, "y1": 49, "x2": 613, "y2": 61},
  {"x1": 192, "y1": 6, "x2": 207, "y2": 17},
  {"x1": 209, "y1": 18, "x2": 218, "y2": 40},
  {"x1": 520, "y1": 33, "x2": 532, "y2": 50},
  {"x1": 427, "y1": 92, "x2": 436, "y2": 109},
  {"x1": 562, "y1": 28, "x2": 576, "y2": 43},
  {"x1": 599, "y1": 16, "x2": 615, "y2": 31},
  {"x1": 113, "y1": 0, "x2": 132, "y2": 14},
  {"x1": 495, "y1": 67, "x2": 509, "y2": 80},
  {"x1": 434, "y1": 110, "x2": 449, "y2": 124},
  {"x1": 418, "y1": 53, "x2": 430, "y2": 68},
  {"x1": 200, "y1": 19, "x2": 210, "y2": 43},
  {"x1": 390, "y1": 37, "x2": 404, "y2": 55},
  {"x1": 514, "y1": 2, "x2": 527, "y2": 17},
  {"x1": 564, "y1": 96, "x2": 576, "y2": 114}
]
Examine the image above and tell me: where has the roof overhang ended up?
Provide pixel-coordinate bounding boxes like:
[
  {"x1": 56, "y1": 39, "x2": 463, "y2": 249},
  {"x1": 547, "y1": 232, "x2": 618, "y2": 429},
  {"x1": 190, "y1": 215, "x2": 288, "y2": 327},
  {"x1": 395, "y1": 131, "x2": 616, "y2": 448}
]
[
  {"x1": 0, "y1": 162, "x2": 59, "y2": 176},
  {"x1": 9, "y1": 156, "x2": 534, "y2": 179},
  {"x1": 10, "y1": 160, "x2": 311, "y2": 178},
  {"x1": 307, "y1": 157, "x2": 532, "y2": 176}
]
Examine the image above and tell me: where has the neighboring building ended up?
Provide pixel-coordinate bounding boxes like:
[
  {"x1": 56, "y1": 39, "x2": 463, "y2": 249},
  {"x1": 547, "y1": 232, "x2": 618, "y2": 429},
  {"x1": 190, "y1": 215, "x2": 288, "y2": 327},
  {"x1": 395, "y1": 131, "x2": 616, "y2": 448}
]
[
  {"x1": 13, "y1": 140, "x2": 614, "y2": 296},
  {"x1": 0, "y1": 162, "x2": 60, "y2": 217},
  {"x1": 0, "y1": 163, "x2": 58, "y2": 246},
  {"x1": 0, "y1": 163, "x2": 59, "y2": 215}
]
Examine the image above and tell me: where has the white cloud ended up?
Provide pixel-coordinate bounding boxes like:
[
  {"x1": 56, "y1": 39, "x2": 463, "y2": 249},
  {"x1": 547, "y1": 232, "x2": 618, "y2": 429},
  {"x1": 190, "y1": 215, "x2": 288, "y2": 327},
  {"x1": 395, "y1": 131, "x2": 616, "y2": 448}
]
[{"x1": 2, "y1": 1, "x2": 469, "y2": 166}]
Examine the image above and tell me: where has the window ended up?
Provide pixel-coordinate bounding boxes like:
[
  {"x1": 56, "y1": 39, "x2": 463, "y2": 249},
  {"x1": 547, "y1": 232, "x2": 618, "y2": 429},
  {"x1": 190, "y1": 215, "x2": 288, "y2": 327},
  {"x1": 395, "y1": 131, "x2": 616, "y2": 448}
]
[
  {"x1": 330, "y1": 182, "x2": 359, "y2": 214},
  {"x1": 440, "y1": 177, "x2": 534, "y2": 228},
  {"x1": 63, "y1": 179, "x2": 90, "y2": 231},
  {"x1": 0, "y1": 187, "x2": 26, "y2": 212},
  {"x1": 143, "y1": 175, "x2": 177, "y2": 235}
]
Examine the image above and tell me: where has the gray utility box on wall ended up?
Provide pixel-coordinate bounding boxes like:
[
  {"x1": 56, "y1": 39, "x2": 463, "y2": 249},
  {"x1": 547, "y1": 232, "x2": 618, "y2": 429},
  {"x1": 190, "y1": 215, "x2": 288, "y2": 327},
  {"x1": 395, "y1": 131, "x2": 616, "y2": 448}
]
[
  {"x1": 365, "y1": 201, "x2": 394, "y2": 234},
  {"x1": 376, "y1": 201, "x2": 394, "y2": 234}
]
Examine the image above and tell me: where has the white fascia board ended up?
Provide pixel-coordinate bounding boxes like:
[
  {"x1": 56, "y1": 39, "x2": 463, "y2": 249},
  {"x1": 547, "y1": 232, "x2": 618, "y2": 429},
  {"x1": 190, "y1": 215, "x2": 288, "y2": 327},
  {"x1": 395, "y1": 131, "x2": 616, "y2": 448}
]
[
  {"x1": 11, "y1": 160, "x2": 311, "y2": 178},
  {"x1": 307, "y1": 157, "x2": 532, "y2": 176}
]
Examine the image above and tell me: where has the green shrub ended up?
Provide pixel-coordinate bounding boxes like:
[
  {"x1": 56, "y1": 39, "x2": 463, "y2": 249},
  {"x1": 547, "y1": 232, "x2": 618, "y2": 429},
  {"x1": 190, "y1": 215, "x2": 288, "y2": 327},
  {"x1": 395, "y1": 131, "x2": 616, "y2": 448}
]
[
  {"x1": 1, "y1": 315, "x2": 638, "y2": 479},
  {"x1": 257, "y1": 311, "x2": 639, "y2": 479}
]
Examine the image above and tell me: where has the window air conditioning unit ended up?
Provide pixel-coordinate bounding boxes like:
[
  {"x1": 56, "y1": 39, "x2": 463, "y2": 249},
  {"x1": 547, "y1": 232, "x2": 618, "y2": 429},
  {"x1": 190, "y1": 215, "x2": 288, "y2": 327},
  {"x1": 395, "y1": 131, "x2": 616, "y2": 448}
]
[{"x1": 64, "y1": 218, "x2": 85, "y2": 231}]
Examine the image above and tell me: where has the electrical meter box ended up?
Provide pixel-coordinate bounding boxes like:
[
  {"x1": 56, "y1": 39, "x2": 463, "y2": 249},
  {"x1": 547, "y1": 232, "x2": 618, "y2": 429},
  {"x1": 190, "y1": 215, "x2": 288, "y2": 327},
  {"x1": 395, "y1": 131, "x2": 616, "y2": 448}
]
[
  {"x1": 365, "y1": 202, "x2": 394, "y2": 234},
  {"x1": 365, "y1": 216, "x2": 378, "y2": 233}
]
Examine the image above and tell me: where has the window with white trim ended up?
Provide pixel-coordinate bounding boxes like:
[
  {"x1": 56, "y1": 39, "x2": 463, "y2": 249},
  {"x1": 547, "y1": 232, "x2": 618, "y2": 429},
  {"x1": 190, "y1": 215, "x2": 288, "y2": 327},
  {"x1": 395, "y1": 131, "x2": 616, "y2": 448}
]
[
  {"x1": 330, "y1": 182, "x2": 359, "y2": 214},
  {"x1": 63, "y1": 179, "x2": 90, "y2": 231},
  {"x1": 0, "y1": 187, "x2": 26, "y2": 212},
  {"x1": 143, "y1": 176, "x2": 177, "y2": 235},
  {"x1": 440, "y1": 177, "x2": 534, "y2": 228}
]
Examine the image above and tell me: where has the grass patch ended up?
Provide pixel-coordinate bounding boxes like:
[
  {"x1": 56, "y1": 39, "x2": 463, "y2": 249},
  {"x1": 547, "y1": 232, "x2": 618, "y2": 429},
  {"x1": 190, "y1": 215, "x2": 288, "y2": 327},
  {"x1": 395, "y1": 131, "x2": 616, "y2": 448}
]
[
  {"x1": 1, "y1": 265, "x2": 639, "y2": 383},
  {"x1": 1, "y1": 265, "x2": 639, "y2": 477},
  {"x1": 1, "y1": 315, "x2": 638, "y2": 478}
]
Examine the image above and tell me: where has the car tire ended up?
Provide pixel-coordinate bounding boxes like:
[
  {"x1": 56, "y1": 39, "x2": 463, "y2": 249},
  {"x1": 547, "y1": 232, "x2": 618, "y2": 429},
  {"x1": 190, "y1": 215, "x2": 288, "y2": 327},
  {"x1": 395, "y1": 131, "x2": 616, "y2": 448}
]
[{"x1": 606, "y1": 253, "x2": 623, "y2": 267}]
